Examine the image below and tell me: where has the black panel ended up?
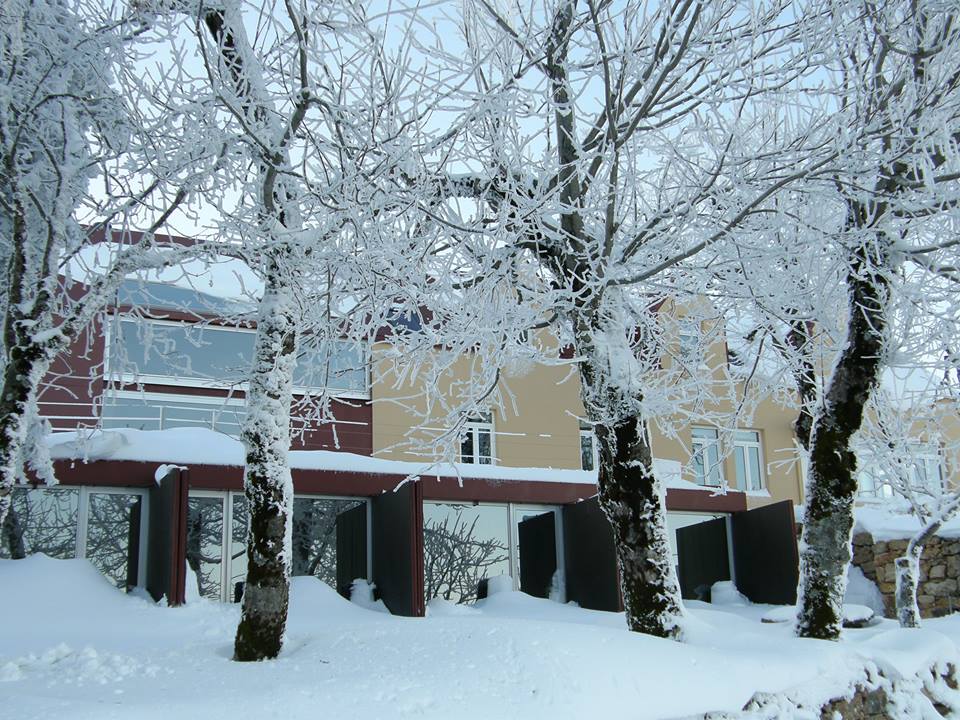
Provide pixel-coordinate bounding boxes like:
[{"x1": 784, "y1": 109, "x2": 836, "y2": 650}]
[
  {"x1": 732, "y1": 500, "x2": 799, "y2": 605},
  {"x1": 125, "y1": 497, "x2": 142, "y2": 590},
  {"x1": 335, "y1": 503, "x2": 368, "y2": 598},
  {"x1": 371, "y1": 483, "x2": 423, "y2": 616},
  {"x1": 562, "y1": 497, "x2": 620, "y2": 612},
  {"x1": 676, "y1": 517, "x2": 730, "y2": 601},
  {"x1": 147, "y1": 467, "x2": 182, "y2": 603},
  {"x1": 518, "y1": 512, "x2": 556, "y2": 598}
]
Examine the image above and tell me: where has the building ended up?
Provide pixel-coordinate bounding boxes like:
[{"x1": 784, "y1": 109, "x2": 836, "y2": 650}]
[{"x1": 2, "y1": 278, "x2": 819, "y2": 613}]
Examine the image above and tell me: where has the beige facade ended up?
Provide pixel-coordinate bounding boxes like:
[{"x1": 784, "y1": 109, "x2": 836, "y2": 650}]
[{"x1": 371, "y1": 303, "x2": 806, "y2": 506}]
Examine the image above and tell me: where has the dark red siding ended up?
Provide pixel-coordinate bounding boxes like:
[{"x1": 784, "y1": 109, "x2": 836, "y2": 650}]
[{"x1": 37, "y1": 321, "x2": 105, "y2": 431}]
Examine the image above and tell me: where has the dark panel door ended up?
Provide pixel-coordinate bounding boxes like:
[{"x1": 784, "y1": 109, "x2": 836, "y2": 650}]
[
  {"x1": 147, "y1": 467, "x2": 187, "y2": 605},
  {"x1": 517, "y1": 512, "x2": 556, "y2": 599},
  {"x1": 732, "y1": 500, "x2": 799, "y2": 605},
  {"x1": 371, "y1": 482, "x2": 424, "y2": 616},
  {"x1": 676, "y1": 517, "x2": 730, "y2": 602},
  {"x1": 125, "y1": 497, "x2": 143, "y2": 590},
  {"x1": 335, "y1": 503, "x2": 368, "y2": 598},
  {"x1": 562, "y1": 497, "x2": 621, "y2": 612}
]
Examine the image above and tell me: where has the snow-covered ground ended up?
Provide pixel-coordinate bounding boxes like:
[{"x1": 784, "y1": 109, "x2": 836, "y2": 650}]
[{"x1": 3, "y1": 556, "x2": 959, "y2": 720}]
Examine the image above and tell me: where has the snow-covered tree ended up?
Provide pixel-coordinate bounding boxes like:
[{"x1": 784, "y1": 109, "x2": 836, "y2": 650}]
[
  {"x1": 786, "y1": 0, "x2": 960, "y2": 641},
  {"x1": 0, "y1": 0, "x2": 218, "y2": 531},
  {"x1": 139, "y1": 0, "x2": 453, "y2": 660},
  {"x1": 399, "y1": 0, "x2": 830, "y2": 639}
]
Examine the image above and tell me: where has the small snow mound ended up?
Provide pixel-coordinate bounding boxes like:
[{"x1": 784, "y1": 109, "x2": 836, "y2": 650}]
[
  {"x1": 154, "y1": 464, "x2": 185, "y2": 483},
  {"x1": 710, "y1": 581, "x2": 750, "y2": 606},
  {"x1": 483, "y1": 574, "x2": 513, "y2": 597},
  {"x1": 0, "y1": 555, "x2": 130, "y2": 616},
  {"x1": 845, "y1": 564, "x2": 886, "y2": 616},
  {"x1": 349, "y1": 579, "x2": 389, "y2": 614},
  {"x1": 426, "y1": 598, "x2": 480, "y2": 617},
  {"x1": 184, "y1": 562, "x2": 203, "y2": 604},
  {"x1": 2, "y1": 644, "x2": 159, "y2": 686}
]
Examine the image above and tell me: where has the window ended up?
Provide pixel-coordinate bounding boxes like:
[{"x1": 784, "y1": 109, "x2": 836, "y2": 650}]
[
  {"x1": 460, "y1": 415, "x2": 494, "y2": 465},
  {"x1": 579, "y1": 422, "x2": 597, "y2": 471},
  {"x1": 856, "y1": 443, "x2": 944, "y2": 500},
  {"x1": 423, "y1": 502, "x2": 511, "y2": 604},
  {"x1": 422, "y1": 501, "x2": 562, "y2": 605},
  {"x1": 186, "y1": 491, "x2": 369, "y2": 602},
  {"x1": 678, "y1": 318, "x2": 701, "y2": 365},
  {"x1": 1, "y1": 486, "x2": 148, "y2": 590},
  {"x1": 733, "y1": 430, "x2": 765, "y2": 491},
  {"x1": 856, "y1": 451, "x2": 896, "y2": 499},
  {"x1": 110, "y1": 318, "x2": 368, "y2": 395},
  {"x1": 691, "y1": 427, "x2": 723, "y2": 486},
  {"x1": 908, "y1": 444, "x2": 945, "y2": 497}
]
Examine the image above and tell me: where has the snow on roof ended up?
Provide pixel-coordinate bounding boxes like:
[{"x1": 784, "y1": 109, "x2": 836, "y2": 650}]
[
  {"x1": 45, "y1": 427, "x2": 716, "y2": 491},
  {"x1": 854, "y1": 502, "x2": 960, "y2": 542},
  {"x1": 117, "y1": 278, "x2": 254, "y2": 316}
]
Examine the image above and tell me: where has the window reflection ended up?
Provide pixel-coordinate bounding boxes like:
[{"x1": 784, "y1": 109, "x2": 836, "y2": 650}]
[
  {"x1": 423, "y1": 502, "x2": 510, "y2": 604},
  {"x1": 1, "y1": 488, "x2": 79, "y2": 560},
  {"x1": 186, "y1": 496, "x2": 225, "y2": 600},
  {"x1": 85, "y1": 493, "x2": 142, "y2": 589}
]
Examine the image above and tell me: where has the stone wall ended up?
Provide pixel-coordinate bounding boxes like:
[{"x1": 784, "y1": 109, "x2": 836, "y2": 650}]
[{"x1": 852, "y1": 532, "x2": 960, "y2": 619}]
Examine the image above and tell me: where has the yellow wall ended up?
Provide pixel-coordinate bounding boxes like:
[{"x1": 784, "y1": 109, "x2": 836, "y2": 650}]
[{"x1": 370, "y1": 311, "x2": 806, "y2": 507}]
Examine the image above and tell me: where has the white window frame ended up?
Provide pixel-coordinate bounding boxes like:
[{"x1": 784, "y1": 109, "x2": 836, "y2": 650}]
[
  {"x1": 460, "y1": 415, "x2": 496, "y2": 465},
  {"x1": 691, "y1": 427, "x2": 724, "y2": 487},
  {"x1": 733, "y1": 430, "x2": 765, "y2": 491},
  {"x1": 908, "y1": 443, "x2": 945, "y2": 497},
  {"x1": 106, "y1": 317, "x2": 370, "y2": 399}
]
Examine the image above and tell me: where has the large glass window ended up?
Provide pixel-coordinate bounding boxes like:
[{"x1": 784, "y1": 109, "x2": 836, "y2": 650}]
[
  {"x1": 186, "y1": 495, "x2": 226, "y2": 601},
  {"x1": 85, "y1": 492, "x2": 144, "y2": 589},
  {"x1": 111, "y1": 318, "x2": 367, "y2": 394},
  {"x1": 691, "y1": 427, "x2": 723, "y2": 486},
  {"x1": 460, "y1": 415, "x2": 494, "y2": 465},
  {"x1": 291, "y1": 497, "x2": 365, "y2": 589},
  {"x1": 423, "y1": 502, "x2": 511, "y2": 604},
  {"x1": 1, "y1": 487, "x2": 80, "y2": 560},
  {"x1": 1, "y1": 487, "x2": 146, "y2": 590},
  {"x1": 187, "y1": 491, "x2": 368, "y2": 602},
  {"x1": 733, "y1": 430, "x2": 765, "y2": 491}
]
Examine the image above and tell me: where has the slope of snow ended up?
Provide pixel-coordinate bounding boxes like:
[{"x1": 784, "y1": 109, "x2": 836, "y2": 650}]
[
  {"x1": 44, "y1": 428, "x2": 712, "y2": 492},
  {"x1": 3, "y1": 555, "x2": 960, "y2": 719}
]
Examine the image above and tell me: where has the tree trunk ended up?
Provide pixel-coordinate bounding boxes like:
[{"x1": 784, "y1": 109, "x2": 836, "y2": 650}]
[
  {"x1": 233, "y1": 273, "x2": 298, "y2": 662},
  {"x1": 893, "y1": 502, "x2": 960, "y2": 628},
  {"x1": 796, "y1": 226, "x2": 890, "y2": 640},
  {"x1": 596, "y1": 414, "x2": 684, "y2": 638},
  {"x1": 2, "y1": 502, "x2": 26, "y2": 559},
  {"x1": 580, "y1": 356, "x2": 684, "y2": 639},
  {"x1": 0, "y1": 336, "x2": 49, "y2": 529},
  {"x1": 895, "y1": 548, "x2": 923, "y2": 629}
]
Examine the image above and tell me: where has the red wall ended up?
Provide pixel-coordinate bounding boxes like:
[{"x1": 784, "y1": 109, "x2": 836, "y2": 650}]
[{"x1": 37, "y1": 321, "x2": 105, "y2": 431}]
